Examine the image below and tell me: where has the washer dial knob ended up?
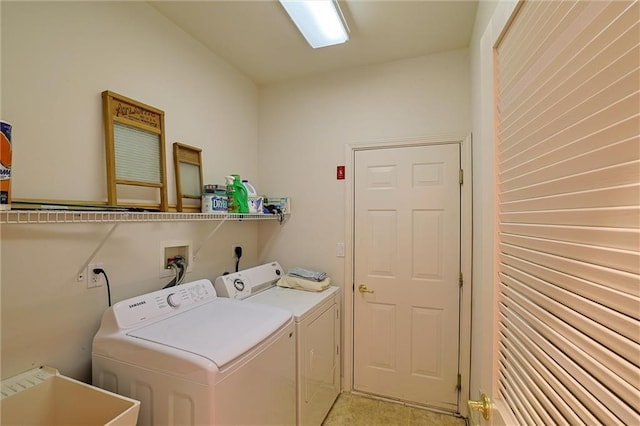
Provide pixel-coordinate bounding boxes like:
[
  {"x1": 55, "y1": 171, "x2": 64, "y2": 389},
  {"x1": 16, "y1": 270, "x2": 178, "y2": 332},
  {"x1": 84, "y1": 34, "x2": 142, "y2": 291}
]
[{"x1": 167, "y1": 293, "x2": 182, "y2": 308}]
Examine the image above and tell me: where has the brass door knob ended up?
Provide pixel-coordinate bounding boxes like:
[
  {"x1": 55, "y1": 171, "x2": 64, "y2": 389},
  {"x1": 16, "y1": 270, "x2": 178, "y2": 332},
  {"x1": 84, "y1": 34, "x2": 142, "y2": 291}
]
[
  {"x1": 468, "y1": 393, "x2": 490, "y2": 421},
  {"x1": 358, "y1": 284, "x2": 374, "y2": 294}
]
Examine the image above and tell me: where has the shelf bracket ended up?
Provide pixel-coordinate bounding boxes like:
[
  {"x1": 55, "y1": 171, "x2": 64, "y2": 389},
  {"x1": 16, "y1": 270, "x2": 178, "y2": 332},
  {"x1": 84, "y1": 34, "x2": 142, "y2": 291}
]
[
  {"x1": 193, "y1": 218, "x2": 227, "y2": 260},
  {"x1": 77, "y1": 223, "x2": 120, "y2": 281}
]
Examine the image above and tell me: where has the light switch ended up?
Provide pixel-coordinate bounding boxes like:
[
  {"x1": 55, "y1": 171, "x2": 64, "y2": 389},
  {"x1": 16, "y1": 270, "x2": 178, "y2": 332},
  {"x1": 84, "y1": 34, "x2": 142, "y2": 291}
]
[{"x1": 336, "y1": 242, "x2": 345, "y2": 257}]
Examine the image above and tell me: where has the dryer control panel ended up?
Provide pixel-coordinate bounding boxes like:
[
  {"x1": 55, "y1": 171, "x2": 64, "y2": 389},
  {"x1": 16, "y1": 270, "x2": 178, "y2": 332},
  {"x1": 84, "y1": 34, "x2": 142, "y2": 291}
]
[
  {"x1": 214, "y1": 262, "x2": 284, "y2": 300},
  {"x1": 111, "y1": 279, "x2": 216, "y2": 329}
]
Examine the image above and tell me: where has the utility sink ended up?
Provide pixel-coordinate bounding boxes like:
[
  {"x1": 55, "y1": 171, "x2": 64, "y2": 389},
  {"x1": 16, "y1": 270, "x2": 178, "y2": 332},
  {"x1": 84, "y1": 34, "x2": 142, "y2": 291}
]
[{"x1": 1, "y1": 366, "x2": 139, "y2": 426}]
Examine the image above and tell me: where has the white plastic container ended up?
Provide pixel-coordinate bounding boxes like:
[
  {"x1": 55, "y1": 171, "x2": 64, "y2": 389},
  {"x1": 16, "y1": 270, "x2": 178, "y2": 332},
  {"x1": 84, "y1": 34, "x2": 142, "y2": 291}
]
[
  {"x1": 242, "y1": 180, "x2": 257, "y2": 197},
  {"x1": 242, "y1": 180, "x2": 263, "y2": 214}
]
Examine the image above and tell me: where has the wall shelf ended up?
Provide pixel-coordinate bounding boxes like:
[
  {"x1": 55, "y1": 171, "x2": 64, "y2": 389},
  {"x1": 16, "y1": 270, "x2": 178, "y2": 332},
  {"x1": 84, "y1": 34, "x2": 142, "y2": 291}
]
[
  {"x1": 1, "y1": 209, "x2": 287, "y2": 282},
  {"x1": 0, "y1": 210, "x2": 280, "y2": 224}
]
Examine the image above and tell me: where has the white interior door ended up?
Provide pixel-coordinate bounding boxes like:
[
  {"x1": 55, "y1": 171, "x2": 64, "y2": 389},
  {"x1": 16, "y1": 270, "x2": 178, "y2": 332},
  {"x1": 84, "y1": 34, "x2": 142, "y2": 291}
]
[{"x1": 353, "y1": 143, "x2": 461, "y2": 412}]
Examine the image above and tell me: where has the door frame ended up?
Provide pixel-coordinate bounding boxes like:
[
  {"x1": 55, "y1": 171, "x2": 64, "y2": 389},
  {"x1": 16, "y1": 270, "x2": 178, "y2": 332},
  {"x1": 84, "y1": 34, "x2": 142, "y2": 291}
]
[{"x1": 343, "y1": 133, "x2": 472, "y2": 417}]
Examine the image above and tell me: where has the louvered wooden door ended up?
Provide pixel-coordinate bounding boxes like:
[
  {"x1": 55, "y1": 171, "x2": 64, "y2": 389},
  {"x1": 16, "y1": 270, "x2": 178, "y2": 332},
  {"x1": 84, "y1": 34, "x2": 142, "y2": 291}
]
[{"x1": 494, "y1": 1, "x2": 640, "y2": 424}]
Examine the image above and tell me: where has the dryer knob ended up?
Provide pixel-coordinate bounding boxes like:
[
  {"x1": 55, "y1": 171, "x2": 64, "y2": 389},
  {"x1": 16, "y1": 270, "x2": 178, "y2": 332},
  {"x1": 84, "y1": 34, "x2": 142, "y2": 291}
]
[
  {"x1": 167, "y1": 293, "x2": 182, "y2": 308},
  {"x1": 233, "y1": 279, "x2": 245, "y2": 292}
]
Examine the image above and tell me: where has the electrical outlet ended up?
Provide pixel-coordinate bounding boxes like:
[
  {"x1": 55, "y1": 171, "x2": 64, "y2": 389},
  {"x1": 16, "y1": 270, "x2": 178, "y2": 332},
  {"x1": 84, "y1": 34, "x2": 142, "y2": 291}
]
[{"x1": 88, "y1": 263, "x2": 104, "y2": 288}]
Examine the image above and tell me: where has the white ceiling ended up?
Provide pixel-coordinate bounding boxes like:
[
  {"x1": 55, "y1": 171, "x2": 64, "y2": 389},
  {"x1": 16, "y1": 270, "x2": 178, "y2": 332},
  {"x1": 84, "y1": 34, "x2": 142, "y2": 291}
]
[{"x1": 149, "y1": 1, "x2": 478, "y2": 85}]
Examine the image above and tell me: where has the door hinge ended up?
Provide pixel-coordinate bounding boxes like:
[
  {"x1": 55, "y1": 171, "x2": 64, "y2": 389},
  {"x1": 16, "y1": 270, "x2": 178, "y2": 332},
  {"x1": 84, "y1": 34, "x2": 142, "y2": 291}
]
[
  {"x1": 456, "y1": 374, "x2": 462, "y2": 391},
  {"x1": 459, "y1": 169, "x2": 464, "y2": 185},
  {"x1": 459, "y1": 272, "x2": 463, "y2": 288},
  {"x1": 337, "y1": 345, "x2": 340, "y2": 356}
]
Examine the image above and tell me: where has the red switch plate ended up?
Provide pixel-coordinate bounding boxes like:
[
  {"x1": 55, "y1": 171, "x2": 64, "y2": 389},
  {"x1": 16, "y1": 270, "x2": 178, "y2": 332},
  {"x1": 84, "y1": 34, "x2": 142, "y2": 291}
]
[{"x1": 337, "y1": 165, "x2": 345, "y2": 180}]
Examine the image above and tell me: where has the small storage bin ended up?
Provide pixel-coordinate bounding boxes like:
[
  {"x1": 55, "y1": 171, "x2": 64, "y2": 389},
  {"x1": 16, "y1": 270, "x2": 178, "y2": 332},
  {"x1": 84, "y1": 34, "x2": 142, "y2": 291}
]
[{"x1": 1, "y1": 366, "x2": 139, "y2": 426}]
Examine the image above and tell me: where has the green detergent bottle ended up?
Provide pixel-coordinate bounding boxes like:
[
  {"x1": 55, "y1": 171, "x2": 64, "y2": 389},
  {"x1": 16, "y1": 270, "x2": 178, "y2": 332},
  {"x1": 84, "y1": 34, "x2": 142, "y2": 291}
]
[{"x1": 225, "y1": 174, "x2": 249, "y2": 213}]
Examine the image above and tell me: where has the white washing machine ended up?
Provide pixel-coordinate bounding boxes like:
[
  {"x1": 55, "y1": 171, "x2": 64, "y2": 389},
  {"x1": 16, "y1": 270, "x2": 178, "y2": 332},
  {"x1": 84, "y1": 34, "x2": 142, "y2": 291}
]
[
  {"x1": 214, "y1": 262, "x2": 340, "y2": 426},
  {"x1": 92, "y1": 279, "x2": 296, "y2": 426}
]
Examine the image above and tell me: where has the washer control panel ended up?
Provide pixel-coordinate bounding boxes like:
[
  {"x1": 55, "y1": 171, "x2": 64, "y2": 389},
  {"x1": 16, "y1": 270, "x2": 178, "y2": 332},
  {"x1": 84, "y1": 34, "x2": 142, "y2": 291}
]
[
  {"x1": 214, "y1": 262, "x2": 284, "y2": 300},
  {"x1": 112, "y1": 279, "x2": 216, "y2": 329}
]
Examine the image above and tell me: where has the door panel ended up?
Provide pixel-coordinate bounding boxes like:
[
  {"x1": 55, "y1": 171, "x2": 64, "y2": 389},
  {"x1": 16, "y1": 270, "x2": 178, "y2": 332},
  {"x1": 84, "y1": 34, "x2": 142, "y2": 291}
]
[
  {"x1": 413, "y1": 210, "x2": 444, "y2": 279},
  {"x1": 368, "y1": 303, "x2": 397, "y2": 370},
  {"x1": 411, "y1": 306, "x2": 443, "y2": 377},
  {"x1": 368, "y1": 210, "x2": 397, "y2": 276},
  {"x1": 353, "y1": 144, "x2": 461, "y2": 411}
]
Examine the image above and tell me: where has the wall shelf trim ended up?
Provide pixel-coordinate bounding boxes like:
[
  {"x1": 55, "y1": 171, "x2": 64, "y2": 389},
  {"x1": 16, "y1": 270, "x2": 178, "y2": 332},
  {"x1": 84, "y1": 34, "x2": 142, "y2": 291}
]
[{"x1": 0, "y1": 210, "x2": 278, "y2": 224}]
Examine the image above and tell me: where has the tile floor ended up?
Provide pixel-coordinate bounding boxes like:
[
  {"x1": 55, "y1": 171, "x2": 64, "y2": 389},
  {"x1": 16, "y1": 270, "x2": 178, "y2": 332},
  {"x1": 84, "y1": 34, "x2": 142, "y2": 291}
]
[{"x1": 322, "y1": 393, "x2": 467, "y2": 426}]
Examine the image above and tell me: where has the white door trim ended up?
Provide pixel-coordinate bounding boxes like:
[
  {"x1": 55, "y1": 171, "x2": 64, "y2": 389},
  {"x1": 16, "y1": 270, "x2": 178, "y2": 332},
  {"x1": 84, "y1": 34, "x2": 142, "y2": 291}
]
[{"x1": 343, "y1": 133, "x2": 472, "y2": 416}]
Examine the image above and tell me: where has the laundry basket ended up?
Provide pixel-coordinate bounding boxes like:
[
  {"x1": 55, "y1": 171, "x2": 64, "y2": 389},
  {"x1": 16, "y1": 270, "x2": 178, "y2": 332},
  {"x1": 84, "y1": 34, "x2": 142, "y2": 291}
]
[{"x1": 1, "y1": 366, "x2": 139, "y2": 426}]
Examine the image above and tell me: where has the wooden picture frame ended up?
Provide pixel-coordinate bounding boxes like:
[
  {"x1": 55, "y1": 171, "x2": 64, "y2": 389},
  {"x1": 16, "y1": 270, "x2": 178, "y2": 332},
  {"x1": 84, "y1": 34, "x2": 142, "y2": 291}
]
[
  {"x1": 173, "y1": 142, "x2": 203, "y2": 212},
  {"x1": 102, "y1": 90, "x2": 168, "y2": 211}
]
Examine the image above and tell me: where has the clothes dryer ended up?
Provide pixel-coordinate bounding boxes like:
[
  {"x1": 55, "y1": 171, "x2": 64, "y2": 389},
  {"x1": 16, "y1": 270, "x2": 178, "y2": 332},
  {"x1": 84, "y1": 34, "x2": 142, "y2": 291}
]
[
  {"x1": 214, "y1": 263, "x2": 340, "y2": 426},
  {"x1": 92, "y1": 279, "x2": 295, "y2": 426}
]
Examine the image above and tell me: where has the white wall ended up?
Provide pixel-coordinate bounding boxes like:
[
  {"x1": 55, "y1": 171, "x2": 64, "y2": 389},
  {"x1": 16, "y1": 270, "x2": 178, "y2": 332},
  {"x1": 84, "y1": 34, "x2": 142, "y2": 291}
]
[
  {"x1": 257, "y1": 50, "x2": 470, "y2": 395},
  {"x1": 257, "y1": 49, "x2": 471, "y2": 284},
  {"x1": 3, "y1": 2, "x2": 259, "y2": 201},
  {"x1": 469, "y1": 0, "x2": 500, "y2": 401},
  {"x1": 0, "y1": 2, "x2": 261, "y2": 381}
]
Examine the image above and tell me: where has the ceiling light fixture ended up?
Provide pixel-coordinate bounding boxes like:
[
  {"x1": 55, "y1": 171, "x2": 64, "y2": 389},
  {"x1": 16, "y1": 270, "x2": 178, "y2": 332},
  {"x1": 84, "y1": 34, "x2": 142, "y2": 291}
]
[{"x1": 279, "y1": 0, "x2": 349, "y2": 49}]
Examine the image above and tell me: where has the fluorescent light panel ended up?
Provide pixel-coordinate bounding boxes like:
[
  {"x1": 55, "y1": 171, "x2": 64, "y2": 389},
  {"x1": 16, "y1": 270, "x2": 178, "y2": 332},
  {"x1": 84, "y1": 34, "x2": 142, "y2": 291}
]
[{"x1": 280, "y1": 0, "x2": 349, "y2": 48}]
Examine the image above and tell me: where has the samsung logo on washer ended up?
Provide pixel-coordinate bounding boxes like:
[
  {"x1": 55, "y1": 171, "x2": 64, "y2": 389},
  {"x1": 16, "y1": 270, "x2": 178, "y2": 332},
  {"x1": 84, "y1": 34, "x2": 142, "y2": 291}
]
[{"x1": 129, "y1": 301, "x2": 146, "y2": 309}]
